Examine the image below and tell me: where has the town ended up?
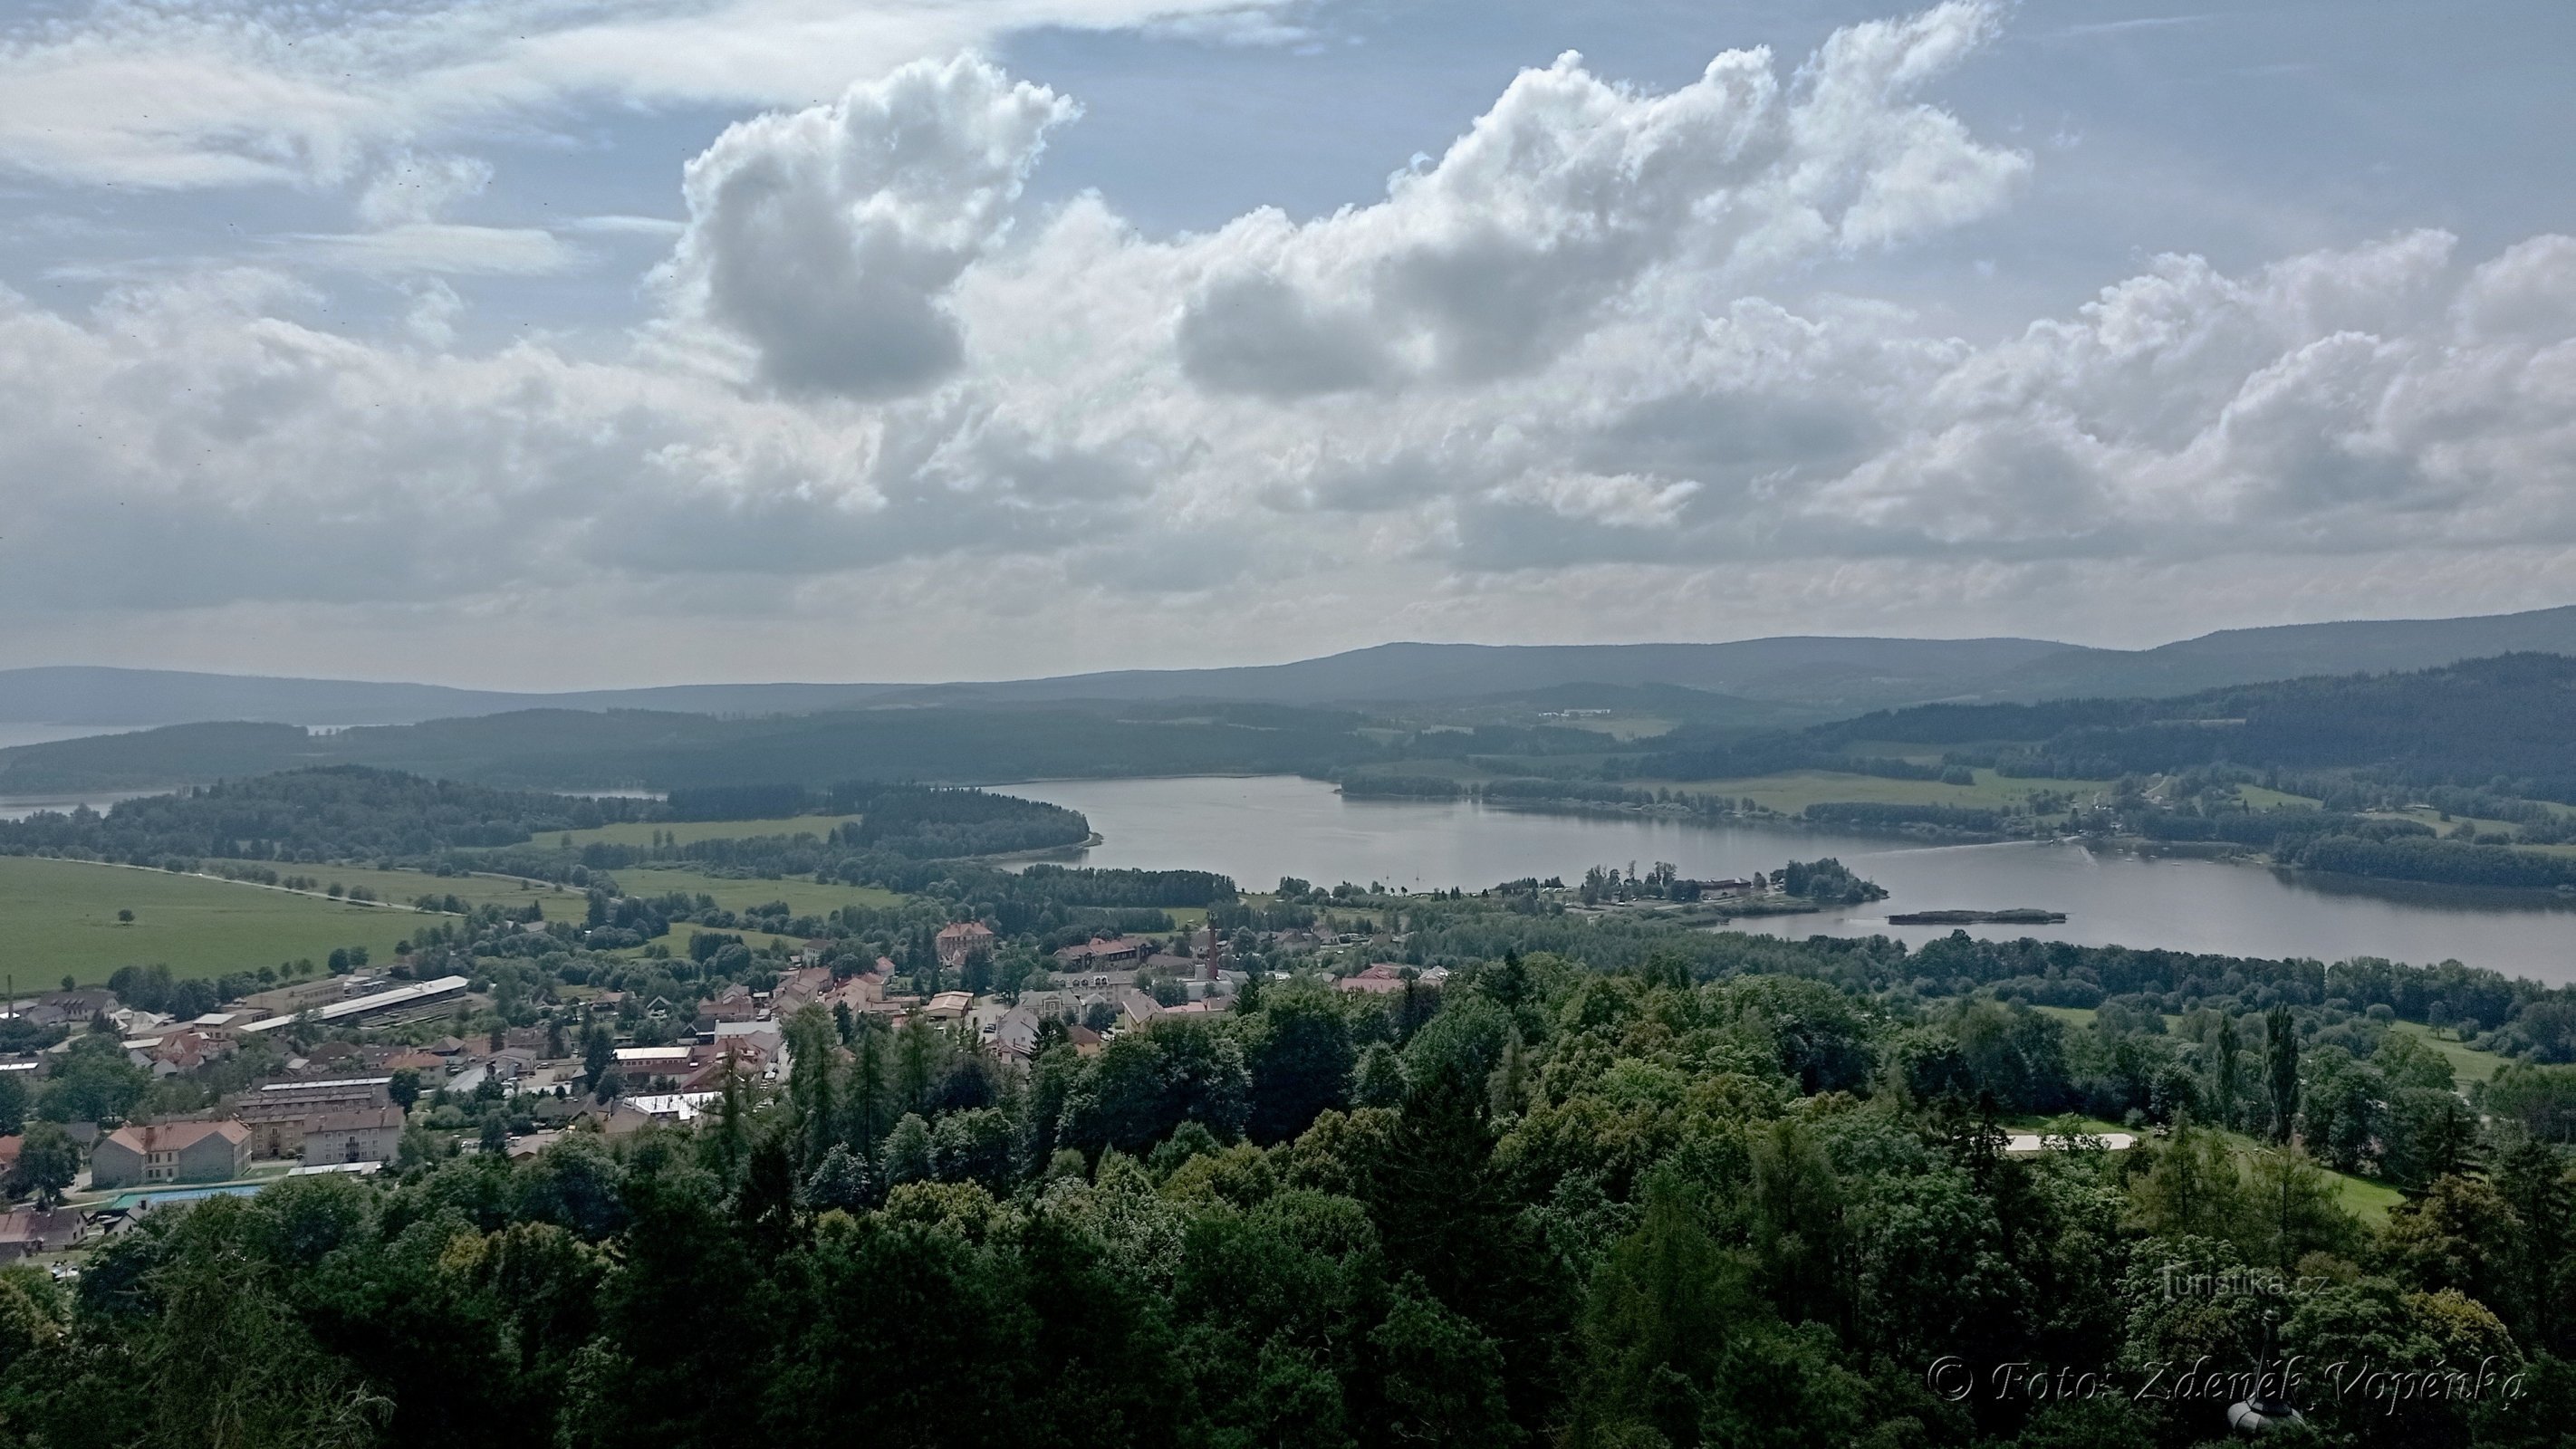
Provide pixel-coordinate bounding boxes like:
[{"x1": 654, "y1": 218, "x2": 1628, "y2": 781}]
[{"x1": 0, "y1": 897, "x2": 1473, "y2": 1246}]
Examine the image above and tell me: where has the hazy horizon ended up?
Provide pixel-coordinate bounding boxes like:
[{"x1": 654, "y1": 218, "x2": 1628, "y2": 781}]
[{"x1": 6, "y1": 600, "x2": 2572, "y2": 696}]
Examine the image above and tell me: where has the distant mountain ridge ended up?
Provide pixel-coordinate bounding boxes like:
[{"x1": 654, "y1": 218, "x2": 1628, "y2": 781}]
[{"x1": 5, "y1": 604, "x2": 2574, "y2": 728}]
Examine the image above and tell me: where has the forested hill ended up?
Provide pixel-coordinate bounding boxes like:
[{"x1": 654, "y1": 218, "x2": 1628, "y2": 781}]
[
  {"x1": 1639, "y1": 653, "x2": 2576, "y2": 799},
  {"x1": 14, "y1": 652, "x2": 2576, "y2": 801},
  {"x1": 11, "y1": 602, "x2": 2576, "y2": 728},
  {"x1": 0, "y1": 768, "x2": 1089, "y2": 868},
  {"x1": 0, "y1": 703, "x2": 1398, "y2": 793},
  {"x1": 0, "y1": 767, "x2": 653, "y2": 860}
]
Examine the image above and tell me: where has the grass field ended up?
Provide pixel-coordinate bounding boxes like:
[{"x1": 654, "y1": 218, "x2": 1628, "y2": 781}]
[
  {"x1": 1639, "y1": 768, "x2": 2115, "y2": 814},
  {"x1": 2033, "y1": 1004, "x2": 2188, "y2": 1032},
  {"x1": 2193, "y1": 1127, "x2": 2407, "y2": 1220},
  {"x1": 2235, "y1": 784, "x2": 2320, "y2": 810},
  {"x1": 2384, "y1": 1020, "x2": 2514, "y2": 1085},
  {"x1": 0, "y1": 856, "x2": 429, "y2": 984},
  {"x1": 604, "y1": 864, "x2": 904, "y2": 916},
  {"x1": 255, "y1": 864, "x2": 581, "y2": 912},
  {"x1": 1355, "y1": 763, "x2": 2119, "y2": 814},
  {"x1": 543, "y1": 815, "x2": 860, "y2": 849}
]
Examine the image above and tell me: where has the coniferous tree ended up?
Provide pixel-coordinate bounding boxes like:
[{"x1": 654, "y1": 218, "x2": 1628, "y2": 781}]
[
  {"x1": 845, "y1": 1027, "x2": 890, "y2": 1160},
  {"x1": 2211, "y1": 1012, "x2": 2243, "y2": 1129},
  {"x1": 2264, "y1": 1004, "x2": 2300, "y2": 1145},
  {"x1": 2497, "y1": 1137, "x2": 2573, "y2": 1356},
  {"x1": 898, "y1": 1015, "x2": 935, "y2": 1118}
]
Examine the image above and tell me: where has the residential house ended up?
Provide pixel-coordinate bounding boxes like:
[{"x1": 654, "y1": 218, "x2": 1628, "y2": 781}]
[
  {"x1": 0, "y1": 1210, "x2": 85, "y2": 1260},
  {"x1": 987, "y1": 1005, "x2": 1043, "y2": 1060},
  {"x1": 105, "y1": 1007, "x2": 173, "y2": 1037},
  {"x1": 936, "y1": 921, "x2": 995, "y2": 968},
  {"x1": 19, "y1": 989, "x2": 118, "y2": 1029},
  {"x1": 1053, "y1": 936, "x2": 1146, "y2": 968},
  {"x1": 1142, "y1": 951, "x2": 1206, "y2": 980},
  {"x1": 684, "y1": 1030, "x2": 783, "y2": 1087},
  {"x1": 821, "y1": 965, "x2": 892, "y2": 1014},
  {"x1": 91, "y1": 1120, "x2": 251, "y2": 1190},
  {"x1": 123, "y1": 1028, "x2": 230, "y2": 1078},
  {"x1": 302, "y1": 1107, "x2": 404, "y2": 1166},
  {"x1": 771, "y1": 966, "x2": 834, "y2": 1015},
  {"x1": 610, "y1": 1045, "x2": 694, "y2": 1089},
  {"x1": 304, "y1": 1040, "x2": 363, "y2": 1070},
  {"x1": 228, "y1": 1077, "x2": 394, "y2": 1157},
  {"x1": 507, "y1": 1130, "x2": 567, "y2": 1160},
  {"x1": 696, "y1": 985, "x2": 758, "y2": 1037},
  {"x1": 1334, "y1": 964, "x2": 1412, "y2": 995},
  {"x1": 922, "y1": 991, "x2": 974, "y2": 1022},
  {"x1": 1112, "y1": 988, "x2": 1164, "y2": 1029}
]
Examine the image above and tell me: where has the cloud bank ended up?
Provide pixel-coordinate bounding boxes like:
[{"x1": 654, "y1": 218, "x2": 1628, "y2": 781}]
[{"x1": 4, "y1": 3, "x2": 2576, "y2": 681}]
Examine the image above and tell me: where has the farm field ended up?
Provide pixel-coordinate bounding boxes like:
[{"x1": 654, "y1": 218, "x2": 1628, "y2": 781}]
[
  {"x1": 240, "y1": 863, "x2": 580, "y2": 913},
  {"x1": 1627, "y1": 768, "x2": 2113, "y2": 813},
  {"x1": 1350, "y1": 763, "x2": 2116, "y2": 813},
  {"x1": 548, "y1": 815, "x2": 860, "y2": 849},
  {"x1": 0, "y1": 856, "x2": 423, "y2": 984},
  {"x1": 604, "y1": 864, "x2": 904, "y2": 916}
]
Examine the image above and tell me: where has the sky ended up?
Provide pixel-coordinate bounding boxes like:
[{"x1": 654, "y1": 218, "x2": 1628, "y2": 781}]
[{"x1": 2, "y1": 0, "x2": 2573, "y2": 688}]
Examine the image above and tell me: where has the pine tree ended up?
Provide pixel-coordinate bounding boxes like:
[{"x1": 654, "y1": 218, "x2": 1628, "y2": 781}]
[
  {"x1": 2212, "y1": 1012, "x2": 2243, "y2": 1129},
  {"x1": 899, "y1": 1014, "x2": 935, "y2": 1118},
  {"x1": 784, "y1": 1008, "x2": 839, "y2": 1168},
  {"x1": 845, "y1": 1028, "x2": 889, "y2": 1161},
  {"x1": 2498, "y1": 1137, "x2": 2572, "y2": 1355},
  {"x1": 2264, "y1": 1005, "x2": 2300, "y2": 1145}
]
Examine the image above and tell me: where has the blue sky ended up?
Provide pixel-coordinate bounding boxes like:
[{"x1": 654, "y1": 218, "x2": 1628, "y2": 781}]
[{"x1": 1, "y1": 0, "x2": 2571, "y2": 686}]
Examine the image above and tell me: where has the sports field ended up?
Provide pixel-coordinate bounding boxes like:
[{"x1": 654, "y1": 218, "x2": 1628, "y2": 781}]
[{"x1": 0, "y1": 856, "x2": 428, "y2": 984}]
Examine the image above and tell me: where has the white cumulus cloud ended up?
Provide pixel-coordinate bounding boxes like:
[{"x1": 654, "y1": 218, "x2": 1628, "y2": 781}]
[
  {"x1": 666, "y1": 54, "x2": 1078, "y2": 398},
  {"x1": 4, "y1": 6, "x2": 2576, "y2": 680}
]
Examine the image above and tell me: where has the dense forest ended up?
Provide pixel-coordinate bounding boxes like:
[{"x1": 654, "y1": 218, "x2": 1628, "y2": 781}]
[
  {"x1": 1673, "y1": 653, "x2": 2576, "y2": 802},
  {"x1": 0, "y1": 768, "x2": 654, "y2": 862},
  {"x1": 0, "y1": 703, "x2": 1407, "y2": 794},
  {"x1": 10, "y1": 654, "x2": 2576, "y2": 820},
  {"x1": 6, "y1": 911, "x2": 2576, "y2": 1449},
  {"x1": 0, "y1": 770, "x2": 1089, "y2": 876}
]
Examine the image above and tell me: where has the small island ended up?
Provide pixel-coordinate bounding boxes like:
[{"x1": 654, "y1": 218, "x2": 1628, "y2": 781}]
[
  {"x1": 1572, "y1": 858, "x2": 1890, "y2": 922},
  {"x1": 1886, "y1": 907, "x2": 2068, "y2": 926}
]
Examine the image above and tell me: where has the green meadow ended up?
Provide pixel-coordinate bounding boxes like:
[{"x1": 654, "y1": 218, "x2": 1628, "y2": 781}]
[
  {"x1": 2384, "y1": 1019, "x2": 2514, "y2": 1085},
  {"x1": 0, "y1": 857, "x2": 428, "y2": 984},
  {"x1": 266, "y1": 864, "x2": 581, "y2": 912},
  {"x1": 602, "y1": 864, "x2": 904, "y2": 916}
]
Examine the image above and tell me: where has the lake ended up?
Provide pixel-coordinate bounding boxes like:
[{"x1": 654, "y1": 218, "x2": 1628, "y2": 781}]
[
  {"x1": 0, "y1": 791, "x2": 163, "y2": 821},
  {"x1": 1005, "y1": 775, "x2": 2576, "y2": 984}
]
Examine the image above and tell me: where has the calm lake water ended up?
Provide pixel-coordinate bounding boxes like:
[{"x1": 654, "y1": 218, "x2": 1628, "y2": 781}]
[{"x1": 1006, "y1": 775, "x2": 2576, "y2": 985}]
